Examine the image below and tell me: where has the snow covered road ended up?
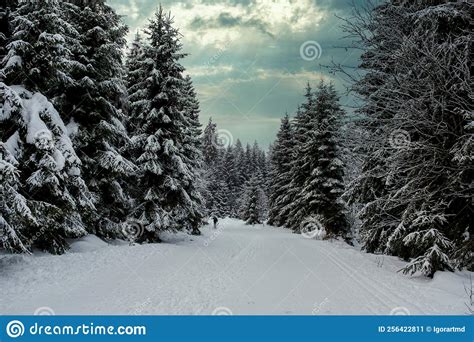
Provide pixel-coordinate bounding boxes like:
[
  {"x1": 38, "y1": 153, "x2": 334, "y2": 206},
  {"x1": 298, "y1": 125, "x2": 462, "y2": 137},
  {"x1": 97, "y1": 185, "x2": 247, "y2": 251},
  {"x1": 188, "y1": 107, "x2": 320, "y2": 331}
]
[{"x1": 0, "y1": 218, "x2": 470, "y2": 315}]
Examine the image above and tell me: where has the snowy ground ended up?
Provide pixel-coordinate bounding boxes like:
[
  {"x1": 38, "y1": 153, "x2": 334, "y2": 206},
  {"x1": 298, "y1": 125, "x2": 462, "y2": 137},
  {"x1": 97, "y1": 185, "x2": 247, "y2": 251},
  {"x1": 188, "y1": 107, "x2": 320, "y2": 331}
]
[{"x1": 0, "y1": 218, "x2": 471, "y2": 315}]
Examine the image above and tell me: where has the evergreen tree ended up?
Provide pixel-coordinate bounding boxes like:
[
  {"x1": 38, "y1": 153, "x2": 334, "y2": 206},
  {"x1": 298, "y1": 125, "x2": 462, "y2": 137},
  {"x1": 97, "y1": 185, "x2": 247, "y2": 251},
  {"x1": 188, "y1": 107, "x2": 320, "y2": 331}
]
[
  {"x1": 231, "y1": 139, "x2": 247, "y2": 214},
  {"x1": 60, "y1": 0, "x2": 135, "y2": 238},
  {"x1": 280, "y1": 86, "x2": 315, "y2": 231},
  {"x1": 126, "y1": 32, "x2": 149, "y2": 126},
  {"x1": 201, "y1": 117, "x2": 227, "y2": 217},
  {"x1": 258, "y1": 148, "x2": 268, "y2": 192},
  {"x1": 221, "y1": 145, "x2": 238, "y2": 216},
  {"x1": 299, "y1": 82, "x2": 348, "y2": 237},
  {"x1": 342, "y1": 0, "x2": 409, "y2": 258},
  {"x1": 125, "y1": 32, "x2": 150, "y2": 227},
  {"x1": 233, "y1": 139, "x2": 246, "y2": 187},
  {"x1": 250, "y1": 141, "x2": 260, "y2": 175},
  {"x1": 250, "y1": 141, "x2": 268, "y2": 187},
  {"x1": 343, "y1": 0, "x2": 473, "y2": 275},
  {"x1": 178, "y1": 75, "x2": 205, "y2": 234},
  {"x1": 1, "y1": 1, "x2": 94, "y2": 253},
  {"x1": 267, "y1": 114, "x2": 293, "y2": 226},
  {"x1": 3, "y1": 0, "x2": 79, "y2": 97},
  {"x1": 0, "y1": 142, "x2": 31, "y2": 253},
  {"x1": 281, "y1": 82, "x2": 348, "y2": 237},
  {"x1": 200, "y1": 121, "x2": 272, "y2": 220},
  {"x1": 0, "y1": 86, "x2": 92, "y2": 254},
  {"x1": 128, "y1": 6, "x2": 200, "y2": 241},
  {"x1": 202, "y1": 117, "x2": 219, "y2": 166},
  {"x1": 243, "y1": 143, "x2": 253, "y2": 181},
  {"x1": 203, "y1": 165, "x2": 227, "y2": 218},
  {"x1": 240, "y1": 173, "x2": 268, "y2": 225},
  {"x1": 0, "y1": 1, "x2": 17, "y2": 63},
  {"x1": 0, "y1": 83, "x2": 32, "y2": 253}
]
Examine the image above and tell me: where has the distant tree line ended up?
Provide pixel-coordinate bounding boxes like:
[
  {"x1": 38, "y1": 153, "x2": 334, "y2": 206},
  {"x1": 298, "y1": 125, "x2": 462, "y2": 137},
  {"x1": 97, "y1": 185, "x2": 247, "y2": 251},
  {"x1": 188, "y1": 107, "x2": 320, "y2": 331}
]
[{"x1": 201, "y1": 118, "x2": 269, "y2": 225}]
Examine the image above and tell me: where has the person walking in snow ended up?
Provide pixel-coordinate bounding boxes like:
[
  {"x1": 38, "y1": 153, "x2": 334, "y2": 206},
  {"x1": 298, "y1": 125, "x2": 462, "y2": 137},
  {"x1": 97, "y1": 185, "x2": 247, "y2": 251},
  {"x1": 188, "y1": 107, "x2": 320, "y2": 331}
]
[{"x1": 212, "y1": 216, "x2": 218, "y2": 229}]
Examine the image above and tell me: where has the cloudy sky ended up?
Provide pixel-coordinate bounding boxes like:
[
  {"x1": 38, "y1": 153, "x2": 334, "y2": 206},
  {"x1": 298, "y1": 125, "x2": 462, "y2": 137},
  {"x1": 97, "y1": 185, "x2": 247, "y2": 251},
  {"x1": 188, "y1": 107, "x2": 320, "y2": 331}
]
[{"x1": 109, "y1": 0, "x2": 375, "y2": 147}]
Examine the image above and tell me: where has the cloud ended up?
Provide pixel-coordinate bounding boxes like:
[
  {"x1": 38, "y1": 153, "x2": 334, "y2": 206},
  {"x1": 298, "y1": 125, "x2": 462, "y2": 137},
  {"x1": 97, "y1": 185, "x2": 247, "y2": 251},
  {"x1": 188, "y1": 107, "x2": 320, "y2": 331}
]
[
  {"x1": 162, "y1": 0, "x2": 328, "y2": 48},
  {"x1": 115, "y1": 0, "x2": 139, "y2": 20},
  {"x1": 109, "y1": 0, "x2": 362, "y2": 145},
  {"x1": 189, "y1": 12, "x2": 274, "y2": 38}
]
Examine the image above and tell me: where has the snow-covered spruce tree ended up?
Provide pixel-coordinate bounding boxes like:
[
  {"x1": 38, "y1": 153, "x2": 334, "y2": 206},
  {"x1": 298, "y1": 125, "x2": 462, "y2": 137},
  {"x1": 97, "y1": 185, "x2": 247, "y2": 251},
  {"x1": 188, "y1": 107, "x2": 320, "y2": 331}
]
[
  {"x1": 267, "y1": 114, "x2": 294, "y2": 226},
  {"x1": 249, "y1": 141, "x2": 263, "y2": 177},
  {"x1": 337, "y1": 120, "x2": 365, "y2": 236},
  {"x1": 1, "y1": 1, "x2": 94, "y2": 253},
  {"x1": 201, "y1": 117, "x2": 227, "y2": 217},
  {"x1": 202, "y1": 117, "x2": 219, "y2": 166},
  {"x1": 303, "y1": 82, "x2": 348, "y2": 237},
  {"x1": 253, "y1": 142, "x2": 269, "y2": 193},
  {"x1": 390, "y1": 1, "x2": 473, "y2": 275},
  {"x1": 284, "y1": 82, "x2": 348, "y2": 237},
  {"x1": 242, "y1": 143, "x2": 252, "y2": 179},
  {"x1": 343, "y1": 0, "x2": 473, "y2": 276},
  {"x1": 128, "y1": 6, "x2": 202, "y2": 241},
  {"x1": 204, "y1": 166, "x2": 228, "y2": 218},
  {"x1": 231, "y1": 139, "x2": 249, "y2": 215},
  {"x1": 212, "y1": 149, "x2": 232, "y2": 218},
  {"x1": 59, "y1": 0, "x2": 135, "y2": 238},
  {"x1": 280, "y1": 86, "x2": 315, "y2": 231},
  {"x1": 240, "y1": 173, "x2": 268, "y2": 225},
  {"x1": 0, "y1": 5, "x2": 7, "y2": 41},
  {"x1": 341, "y1": 1, "x2": 411, "y2": 259},
  {"x1": 126, "y1": 32, "x2": 149, "y2": 122},
  {"x1": 220, "y1": 145, "x2": 239, "y2": 217},
  {"x1": 0, "y1": 142, "x2": 31, "y2": 253},
  {"x1": 3, "y1": 1, "x2": 78, "y2": 98},
  {"x1": 178, "y1": 75, "x2": 205, "y2": 235},
  {"x1": 0, "y1": 82, "x2": 33, "y2": 253},
  {"x1": 0, "y1": 87, "x2": 92, "y2": 254},
  {"x1": 0, "y1": 1, "x2": 17, "y2": 62},
  {"x1": 233, "y1": 139, "x2": 246, "y2": 187},
  {"x1": 125, "y1": 30, "x2": 151, "y2": 227},
  {"x1": 201, "y1": 126, "x2": 270, "y2": 220},
  {"x1": 260, "y1": 149, "x2": 269, "y2": 193}
]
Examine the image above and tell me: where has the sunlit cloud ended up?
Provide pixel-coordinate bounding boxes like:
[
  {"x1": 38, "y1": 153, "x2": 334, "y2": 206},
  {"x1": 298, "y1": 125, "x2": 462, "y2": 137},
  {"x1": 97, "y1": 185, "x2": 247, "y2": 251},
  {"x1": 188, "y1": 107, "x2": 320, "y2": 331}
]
[
  {"x1": 164, "y1": 0, "x2": 328, "y2": 48},
  {"x1": 110, "y1": 0, "x2": 359, "y2": 145}
]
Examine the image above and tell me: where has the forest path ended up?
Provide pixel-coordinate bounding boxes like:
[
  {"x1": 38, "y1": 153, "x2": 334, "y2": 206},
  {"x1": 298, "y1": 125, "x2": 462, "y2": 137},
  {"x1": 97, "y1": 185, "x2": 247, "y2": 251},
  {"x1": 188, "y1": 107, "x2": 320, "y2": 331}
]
[{"x1": 0, "y1": 218, "x2": 469, "y2": 314}]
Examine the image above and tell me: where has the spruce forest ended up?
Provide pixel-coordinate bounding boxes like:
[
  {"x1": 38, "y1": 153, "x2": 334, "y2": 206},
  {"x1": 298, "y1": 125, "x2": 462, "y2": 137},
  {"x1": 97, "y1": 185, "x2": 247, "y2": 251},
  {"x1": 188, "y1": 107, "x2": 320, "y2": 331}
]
[{"x1": 0, "y1": 0, "x2": 472, "y2": 296}]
